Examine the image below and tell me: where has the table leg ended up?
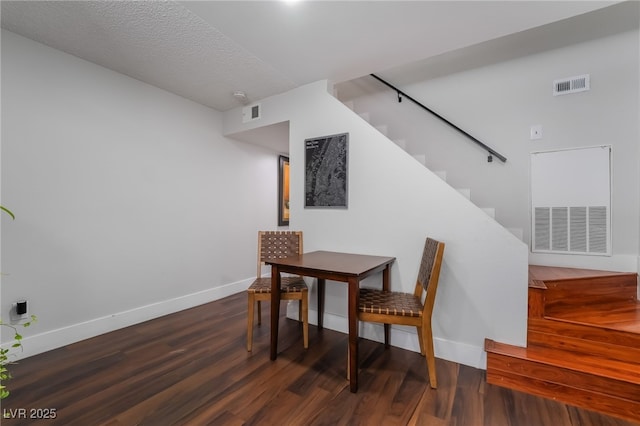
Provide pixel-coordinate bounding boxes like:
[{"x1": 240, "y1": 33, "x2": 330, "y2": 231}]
[
  {"x1": 382, "y1": 264, "x2": 390, "y2": 291},
  {"x1": 383, "y1": 265, "x2": 390, "y2": 348},
  {"x1": 270, "y1": 265, "x2": 282, "y2": 361},
  {"x1": 317, "y1": 278, "x2": 325, "y2": 330},
  {"x1": 348, "y1": 277, "x2": 359, "y2": 393}
]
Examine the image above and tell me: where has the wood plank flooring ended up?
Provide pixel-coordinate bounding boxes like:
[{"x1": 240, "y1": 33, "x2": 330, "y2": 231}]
[{"x1": 2, "y1": 292, "x2": 638, "y2": 426}]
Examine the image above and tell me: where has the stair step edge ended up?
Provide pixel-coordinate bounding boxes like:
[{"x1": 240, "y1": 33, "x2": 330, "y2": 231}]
[
  {"x1": 393, "y1": 139, "x2": 407, "y2": 150},
  {"x1": 374, "y1": 124, "x2": 388, "y2": 136},
  {"x1": 486, "y1": 370, "x2": 640, "y2": 423},
  {"x1": 485, "y1": 339, "x2": 640, "y2": 384},
  {"x1": 527, "y1": 329, "x2": 640, "y2": 366},
  {"x1": 528, "y1": 316, "x2": 640, "y2": 345},
  {"x1": 358, "y1": 112, "x2": 370, "y2": 122}
]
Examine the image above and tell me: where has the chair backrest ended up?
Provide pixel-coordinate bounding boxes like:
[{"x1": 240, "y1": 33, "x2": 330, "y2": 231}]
[
  {"x1": 256, "y1": 231, "x2": 303, "y2": 276},
  {"x1": 415, "y1": 237, "x2": 445, "y2": 316}
]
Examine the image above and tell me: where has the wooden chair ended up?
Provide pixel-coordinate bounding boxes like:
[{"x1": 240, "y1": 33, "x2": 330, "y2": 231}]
[
  {"x1": 358, "y1": 237, "x2": 445, "y2": 388},
  {"x1": 247, "y1": 231, "x2": 308, "y2": 352}
]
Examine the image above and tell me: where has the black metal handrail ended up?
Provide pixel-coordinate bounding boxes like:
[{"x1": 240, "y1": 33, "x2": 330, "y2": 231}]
[{"x1": 370, "y1": 74, "x2": 507, "y2": 163}]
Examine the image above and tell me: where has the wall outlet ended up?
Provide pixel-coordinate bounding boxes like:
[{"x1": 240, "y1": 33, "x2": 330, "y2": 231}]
[
  {"x1": 16, "y1": 300, "x2": 27, "y2": 315},
  {"x1": 11, "y1": 300, "x2": 28, "y2": 321},
  {"x1": 530, "y1": 125, "x2": 543, "y2": 140}
]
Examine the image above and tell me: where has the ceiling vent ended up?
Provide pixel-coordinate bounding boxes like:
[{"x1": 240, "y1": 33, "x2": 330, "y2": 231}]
[{"x1": 553, "y1": 74, "x2": 590, "y2": 96}]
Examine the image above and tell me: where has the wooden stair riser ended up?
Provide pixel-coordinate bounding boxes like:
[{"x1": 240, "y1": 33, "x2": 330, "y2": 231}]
[
  {"x1": 528, "y1": 287, "x2": 545, "y2": 318},
  {"x1": 486, "y1": 368, "x2": 640, "y2": 424},
  {"x1": 528, "y1": 317, "x2": 640, "y2": 350},
  {"x1": 527, "y1": 329, "x2": 640, "y2": 366},
  {"x1": 543, "y1": 275, "x2": 638, "y2": 311},
  {"x1": 488, "y1": 353, "x2": 640, "y2": 403}
]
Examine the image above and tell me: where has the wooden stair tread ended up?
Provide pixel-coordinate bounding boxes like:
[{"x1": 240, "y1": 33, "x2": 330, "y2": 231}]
[
  {"x1": 528, "y1": 316, "x2": 640, "y2": 348},
  {"x1": 529, "y1": 265, "x2": 636, "y2": 282},
  {"x1": 485, "y1": 339, "x2": 640, "y2": 385}
]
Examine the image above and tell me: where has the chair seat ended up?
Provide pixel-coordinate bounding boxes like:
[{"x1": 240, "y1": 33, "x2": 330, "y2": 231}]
[
  {"x1": 247, "y1": 277, "x2": 308, "y2": 294},
  {"x1": 359, "y1": 288, "x2": 423, "y2": 318}
]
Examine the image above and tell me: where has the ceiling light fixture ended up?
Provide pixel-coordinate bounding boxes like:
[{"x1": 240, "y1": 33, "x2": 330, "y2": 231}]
[{"x1": 233, "y1": 90, "x2": 250, "y2": 105}]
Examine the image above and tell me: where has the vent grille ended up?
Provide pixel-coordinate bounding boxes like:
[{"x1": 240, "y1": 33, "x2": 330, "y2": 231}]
[
  {"x1": 589, "y1": 206, "x2": 607, "y2": 253},
  {"x1": 534, "y1": 208, "x2": 550, "y2": 250},
  {"x1": 242, "y1": 103, "x2": 261, "y2": 123},
  {"x1": 251, "y1": 105, "x2": 260, "y2": 119},
  {"x1": 569, "y1": 207, "x2": 587, "y2": 252},
  {"x1": 553, "y1": 74, "x2": 590, "y2": 96},
  {"x1": 551, "y1": 207, "x2": 568, "y2": 251},
  {"x1": 534, "y1": 206, "x2": 608, "y2": 254}
]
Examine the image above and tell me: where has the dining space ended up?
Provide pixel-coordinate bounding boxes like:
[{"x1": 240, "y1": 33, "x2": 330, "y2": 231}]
[{"x1": 246, "y1": 230, "x2": 445, "y2": 393}]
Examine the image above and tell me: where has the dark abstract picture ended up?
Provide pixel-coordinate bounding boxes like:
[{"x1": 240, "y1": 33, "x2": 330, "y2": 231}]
[{"x1": 305, "y1": 133, "x2": 348, "y2": 208}]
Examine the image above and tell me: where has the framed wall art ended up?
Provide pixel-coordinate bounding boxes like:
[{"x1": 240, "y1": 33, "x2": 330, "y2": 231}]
[
  {"x1": 278, "y1": 155, "x2": 290, "y2": 226},
  {"x1": 304, "y1": 133, "x2": 348, "y2": 208}
]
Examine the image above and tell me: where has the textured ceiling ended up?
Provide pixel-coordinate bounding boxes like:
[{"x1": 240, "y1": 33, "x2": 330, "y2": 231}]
[
  {"x1": 1, "y1": 1, "x2": 296, "y2": 111},
  {"x1": 0, "y1": 1, "x2": 624, "y2": 112}
]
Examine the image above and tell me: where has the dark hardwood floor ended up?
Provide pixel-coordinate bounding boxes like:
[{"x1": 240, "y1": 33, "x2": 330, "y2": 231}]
[{"x1": 2, "y1": 292, "x2": 638, "y2": 426}]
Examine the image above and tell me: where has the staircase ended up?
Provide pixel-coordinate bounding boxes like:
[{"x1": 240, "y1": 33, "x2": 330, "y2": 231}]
[
  {"x1": 485, "y1": 266, "x2": 640, "y2": 423},
  {"x1": 345, "y1": 101, "x2": 525, "y2": 239}
]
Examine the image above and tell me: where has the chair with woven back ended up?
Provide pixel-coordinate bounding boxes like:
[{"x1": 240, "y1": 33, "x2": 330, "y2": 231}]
[
  {"x1": 246, "y1": 230, "x2": 308, "y2": 352},
  {"x1": 358, "y1": 237, "x2": 445, "y2": 388}
]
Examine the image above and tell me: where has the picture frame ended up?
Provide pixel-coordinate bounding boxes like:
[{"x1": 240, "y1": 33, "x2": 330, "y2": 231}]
[
  {"x1": 278, "y1": 155, "x2": 290, "y2": 226},
  {"x1": 304, "y1": 133, "x2": 348, "y2": 208}
]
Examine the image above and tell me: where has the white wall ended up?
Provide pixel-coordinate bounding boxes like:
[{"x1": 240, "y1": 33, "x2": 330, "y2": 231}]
[
  {"x1": 338, "y1": 29, "x2": 639, "y2": 272},
  {"x1": 224, "y1": 80, "x2": 529, "y2": 369},
  {"x1": 1, "y1": 31, "x2": 279, "y2": 357}
]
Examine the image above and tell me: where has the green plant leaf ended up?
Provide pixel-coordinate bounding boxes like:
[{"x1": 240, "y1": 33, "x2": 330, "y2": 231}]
[{"x1": 0, "y1": 206, "x2": 15, "y2": 220}]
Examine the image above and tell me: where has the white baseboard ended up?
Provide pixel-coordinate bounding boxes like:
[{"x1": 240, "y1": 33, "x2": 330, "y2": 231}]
[
  {"x1": 287, "y1": 305, "x2": 487, "y2": 370},
  {"x1": 529, "y1": 253, "x2": 639, "y2": 272},
  {"x1": 9, "y1": 277, "x2": 253, "y2": 361}
]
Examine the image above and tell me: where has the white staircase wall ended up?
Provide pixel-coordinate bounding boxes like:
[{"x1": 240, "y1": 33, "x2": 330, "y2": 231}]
[{"x1": 224, "y1": 80, "x2": 528, "y2": 369}]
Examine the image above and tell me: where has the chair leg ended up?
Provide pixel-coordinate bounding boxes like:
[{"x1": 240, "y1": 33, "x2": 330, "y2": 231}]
[
  {"x1": 346, "y1": 346, "x2": 350, "y2": 380},
  {"x1": 247, "y1": 293, "x2": 255, "y2": 352},
  {"x1": 422, "y1": 323, "x2": 437, "y2": 388},
  {"x1": 302, "y1": 295, "x2": 309, "y2": 349},
  {"x1": 417, "y1": 326, "x2": 425, "y2": 356},
  {"x1": 257, "y1": 299, "x2": 262, "y2": 325},
  {"x1": 384, "y1": 324, "x2": 390, "y2": 348}
]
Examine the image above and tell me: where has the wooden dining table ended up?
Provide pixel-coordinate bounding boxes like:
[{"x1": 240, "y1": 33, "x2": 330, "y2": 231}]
[{"x1": 266, "y1": 250, "x2": 396, "y2": 392}]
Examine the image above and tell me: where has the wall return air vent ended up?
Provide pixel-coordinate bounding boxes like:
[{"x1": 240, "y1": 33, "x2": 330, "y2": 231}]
[
  {"x1": 530, "y1": 146, "x2": 611, "y2": 256},
  {"x1": 553, "y1": 74, "x2": 590, "y2": 96}
]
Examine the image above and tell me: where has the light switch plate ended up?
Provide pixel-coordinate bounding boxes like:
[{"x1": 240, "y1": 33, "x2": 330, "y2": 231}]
[{"x1": 530, "y1": 125, "x2": 543, "y2": 140}]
